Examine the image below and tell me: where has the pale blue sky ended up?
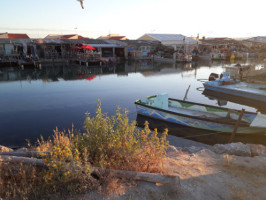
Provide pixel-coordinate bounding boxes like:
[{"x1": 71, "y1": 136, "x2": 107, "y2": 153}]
[{"x1": 0, "y1": 0, "x2": 265, "y2": 39}]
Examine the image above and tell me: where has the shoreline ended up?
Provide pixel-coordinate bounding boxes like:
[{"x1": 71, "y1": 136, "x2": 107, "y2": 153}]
[{"x1": 1, "y1": 139, "x2": 266, "y2": 200}]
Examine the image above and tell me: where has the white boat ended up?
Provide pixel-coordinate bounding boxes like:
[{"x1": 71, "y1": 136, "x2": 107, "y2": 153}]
[{"x1": 203, "y1": 72, "x2": 266, "y2": 103}]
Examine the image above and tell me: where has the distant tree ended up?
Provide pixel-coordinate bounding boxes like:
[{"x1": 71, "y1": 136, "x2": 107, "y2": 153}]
[
  {"x1": 202, "y1": 36, "x2": 206, "y2": 40},
  {"x1": 77, "y1": 0, "x2": 84, "y2": 9}
]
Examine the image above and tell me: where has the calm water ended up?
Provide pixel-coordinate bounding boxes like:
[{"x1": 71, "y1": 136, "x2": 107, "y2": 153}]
[{"x1": 1, "y1": 60, "x2": 266, "y2": 146}]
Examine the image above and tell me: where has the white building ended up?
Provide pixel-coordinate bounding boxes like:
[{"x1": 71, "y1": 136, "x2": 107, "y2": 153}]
[{"x1": 137, "y1": 33, "x2": 198, "y2": 54}]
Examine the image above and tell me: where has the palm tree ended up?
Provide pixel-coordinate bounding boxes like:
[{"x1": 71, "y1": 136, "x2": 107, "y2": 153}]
[{"x1": 77, "y1": 0, "x2": 84, "y2": 9}]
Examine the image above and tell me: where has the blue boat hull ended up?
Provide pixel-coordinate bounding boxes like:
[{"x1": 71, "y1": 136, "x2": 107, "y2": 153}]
[{"x1": 203, "y1": 82, "x2": 266, "y2": 103}]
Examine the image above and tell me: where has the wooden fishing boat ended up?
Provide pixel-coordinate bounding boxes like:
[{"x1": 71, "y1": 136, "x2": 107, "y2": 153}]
[
  {"x1": 135, "y1": 93, "x2": 266, "y2": 135},
  {"x1": 203, "y1": 72, "x2": 266, "y2": 103}
]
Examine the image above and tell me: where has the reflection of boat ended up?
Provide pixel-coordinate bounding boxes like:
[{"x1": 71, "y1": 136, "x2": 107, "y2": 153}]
[
  {"x1": 198, "y1": 54, "x2": 212, "y2": 61},
  {"x1": 203, "y1": 72, "x2": 266, "y2": 103},
  {"x1": 202, "y1": 89, "x2": 266, "y2": 114},
  {"x1": 135, "y1": 93, "x2": 266, "y2": 135},
  {"x1": 176, "y1": 54, "x2": 192, "y2": 63}
]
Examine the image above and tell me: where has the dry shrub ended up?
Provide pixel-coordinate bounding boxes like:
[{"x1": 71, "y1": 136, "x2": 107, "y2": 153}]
[
  {"x1": 37, "y1": 127, "x2": 94, "y2": 195},
  {"x1": 35, "y1": 126, "x2": 76, "y2": 152},
  {"x1": 80, "y1": 100, "x2": 169, "y2": 172},
  {"x1": 41, "y1": 145, "x2": 94, "y2": 195},
  {"x1": 0, "y1": 163, "x2": 44, "y2": 200}
]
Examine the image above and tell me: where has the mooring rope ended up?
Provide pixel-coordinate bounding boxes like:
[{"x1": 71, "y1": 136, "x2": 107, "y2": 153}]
[{"x1": 197, "y1": 78, "x2": 208, "y2": 82}]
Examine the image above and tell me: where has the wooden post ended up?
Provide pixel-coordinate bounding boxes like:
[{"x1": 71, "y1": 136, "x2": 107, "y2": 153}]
[
  {"x1": 183, "y1": 84, "x2": 191, "y2": 101},
  {"x1": 228, "y1": 109, "x2": 245, "y2": 143}
]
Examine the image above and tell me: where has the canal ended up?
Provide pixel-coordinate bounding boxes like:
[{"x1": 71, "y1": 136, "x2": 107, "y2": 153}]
[{"x1": 0, "y1": 60, "x2": 266, "y2": 147}]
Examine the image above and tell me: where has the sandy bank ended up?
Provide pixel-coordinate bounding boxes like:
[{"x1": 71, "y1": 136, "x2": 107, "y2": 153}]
[
  {"x1": 1, "y1": 137, "x2": 266, "y2": 200},
  {"x1": 69, "y1": 139, "x2": 266, "y2": 200}
]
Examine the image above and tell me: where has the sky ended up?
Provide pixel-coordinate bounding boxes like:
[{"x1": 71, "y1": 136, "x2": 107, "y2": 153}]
[{"x1": 0, "y1": 0, "x2": 265, "y2": 39}]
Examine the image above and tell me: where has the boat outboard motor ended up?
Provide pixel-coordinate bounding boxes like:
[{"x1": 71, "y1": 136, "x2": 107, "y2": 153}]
[{"x1": 208, "y1": 73, "x2": 219, "y2": 81}]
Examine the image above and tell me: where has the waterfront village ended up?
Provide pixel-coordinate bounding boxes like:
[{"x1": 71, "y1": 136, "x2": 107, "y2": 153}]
[
  {"x1": 0, "y1": 32, "x2": 266, "y2": 69},
  {"x1": 1, "y1": 32, "x2": 266, "y2": 200}
]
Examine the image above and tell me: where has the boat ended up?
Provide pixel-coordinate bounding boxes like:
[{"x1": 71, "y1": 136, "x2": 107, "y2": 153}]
[
  {"x1": 211, "y1": 52, "x2": 226, "y2": 60},
  {"x1": 176, "y1": 53, "x2": 192, "y2": 63},
  {"x1": 135, "y1": 93, "x2": 266, "y2": 135},
  {"x1": 203, "y1": 72, "x2": 266, "y2": 103}
]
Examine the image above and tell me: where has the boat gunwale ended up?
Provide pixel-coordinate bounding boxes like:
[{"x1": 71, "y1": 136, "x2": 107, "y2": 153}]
[
  {"x1": 168, "y1": 98, "x2": 256, "y2": 115},
  {"x1": 135, "y1": 99, "x2": 253, "y2": 127}
]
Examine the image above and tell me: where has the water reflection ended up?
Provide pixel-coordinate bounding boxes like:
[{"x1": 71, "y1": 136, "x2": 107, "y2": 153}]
[
  {"x1": 0, "y1": 61, "x2": 201, "y2": 83},
  {"x1": 0, "y1": 60, "x2": 265, "y2": 147},
  {"x1": 202, "y1": 89, "x2": 266, "y2": 114}
]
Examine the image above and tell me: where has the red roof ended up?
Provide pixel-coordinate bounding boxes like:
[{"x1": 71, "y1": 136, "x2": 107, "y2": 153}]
[
  {"x1": 60, "y1": 34, "x2": 76, "y2": 39},
  {"x1": 8, "y1": 34, "x2": 30, "y2": 39},
  {"x1": 59, "y1": 34, "x2": 87, "y2": 39},
  {"x1": 78, "y1": 35, "x2": 86, "y2": 39}
]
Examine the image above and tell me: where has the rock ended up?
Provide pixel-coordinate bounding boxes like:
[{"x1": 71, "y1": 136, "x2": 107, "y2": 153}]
[
  {"x1": 0, "y1": 145, "x2": 13, "y2": 152},
  {"x1": 211, "y1": 142, "x2": 251, "y2": 157},
  {"x1": 166, "y1": 146, "x2": 181, "y2": 157},
  {"x1": 249, "y1": 144, "x2": 266, "y2": 157},
  {"x1": 166, "y1": 146, "x2": 178, "y2": 154},
  {"x1": 182, "y1": 146, "x2": 207, "y2": 154}
]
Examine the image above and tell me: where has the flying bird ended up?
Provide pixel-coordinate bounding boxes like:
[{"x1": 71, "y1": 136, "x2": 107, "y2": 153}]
[{"x1": 77, "y1": 0, "x2": 84, "y2": 9}]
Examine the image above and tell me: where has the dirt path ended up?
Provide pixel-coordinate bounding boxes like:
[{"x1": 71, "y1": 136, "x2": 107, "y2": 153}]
[{"x1": 71, "y1": 143, "x2": 266, "y2": 200}]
